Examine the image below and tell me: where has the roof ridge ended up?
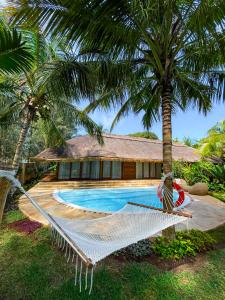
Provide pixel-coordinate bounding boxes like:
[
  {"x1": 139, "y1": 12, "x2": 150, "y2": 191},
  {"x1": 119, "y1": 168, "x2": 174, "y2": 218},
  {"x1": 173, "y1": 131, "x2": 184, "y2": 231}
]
[
  {"x1": 102, "y1": 133, "x2": 161, "y2": 143},
  {"x1": 102, "y1": 134, "x2": 188, "y2": 147}
]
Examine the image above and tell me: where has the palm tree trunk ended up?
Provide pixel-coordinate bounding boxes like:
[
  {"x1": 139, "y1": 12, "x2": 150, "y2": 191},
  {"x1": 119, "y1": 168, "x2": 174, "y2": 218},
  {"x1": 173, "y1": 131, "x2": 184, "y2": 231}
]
[
  {"x1": 12, "y1": 111, "x2": 32, "y2": 171},
  {"x1": 161, "y1": 84, "x2": 175, "y2": 239},
  {"x1": 0, "y1": 111, "x2": 32, "y2": 224},
  {"x1": 0, "y1": 178, "x2": 11, "y2": 223}
]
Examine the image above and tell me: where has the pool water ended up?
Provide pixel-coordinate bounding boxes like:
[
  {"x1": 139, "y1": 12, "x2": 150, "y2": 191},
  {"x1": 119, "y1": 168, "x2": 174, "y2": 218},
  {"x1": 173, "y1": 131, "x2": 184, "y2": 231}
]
[{"x1": 54, "y1": 187, "x2": 190, "y2": 213}]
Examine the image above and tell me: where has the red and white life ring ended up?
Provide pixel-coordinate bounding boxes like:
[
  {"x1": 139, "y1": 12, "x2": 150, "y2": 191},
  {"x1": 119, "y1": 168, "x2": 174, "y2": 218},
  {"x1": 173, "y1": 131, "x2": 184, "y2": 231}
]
[{"x1": 157, "y1": 182, "x2": 185, "y2": 207}]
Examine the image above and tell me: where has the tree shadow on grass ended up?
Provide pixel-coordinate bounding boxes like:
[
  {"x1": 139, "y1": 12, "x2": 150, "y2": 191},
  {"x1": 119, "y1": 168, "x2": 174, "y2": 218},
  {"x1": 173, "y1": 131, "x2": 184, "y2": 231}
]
[{"x1": 2, "y1": 227, "x2": 225, "y2": 300}]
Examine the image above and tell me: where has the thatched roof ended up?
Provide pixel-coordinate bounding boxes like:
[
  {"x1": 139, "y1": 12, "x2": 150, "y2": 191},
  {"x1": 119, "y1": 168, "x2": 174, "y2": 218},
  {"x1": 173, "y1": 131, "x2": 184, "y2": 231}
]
[{"x1": 33, "y1": 134, "x2": 200, "y2": 162}]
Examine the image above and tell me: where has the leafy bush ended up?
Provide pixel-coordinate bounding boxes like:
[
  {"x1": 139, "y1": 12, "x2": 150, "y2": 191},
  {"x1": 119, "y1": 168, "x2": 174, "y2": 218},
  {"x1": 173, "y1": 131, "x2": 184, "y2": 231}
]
[
  {"x1": 173, "y1": 161, "x2": 225, "y2": 192},
  {"x1": 152, "y1": 230, "x2": 215, "y2": 260},
  {"x1": 114, "y1": 239, "x2": 151, "y2": 258},
  {"x1": 173, "y1": 161, "x2": 213, "y2": 185},
  {"x1": 209, "y1": 164, "x2": 225, "y2": 184},
  {"x1": 208, "y1": 182, "x2": 225, "y2": 192},
  {"x1": 173, "y1": 160, "x2": 187, "y2": 179}
]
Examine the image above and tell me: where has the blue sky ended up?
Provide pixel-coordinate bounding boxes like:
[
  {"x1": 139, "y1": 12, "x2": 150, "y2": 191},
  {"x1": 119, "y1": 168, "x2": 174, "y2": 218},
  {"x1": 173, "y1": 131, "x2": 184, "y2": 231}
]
[
  {"x1": 78, "y1": 101, "x2": 225, "y2": 141},
  {"x1": 2, "y1": 0, "x2": 224, "y2": 141}
]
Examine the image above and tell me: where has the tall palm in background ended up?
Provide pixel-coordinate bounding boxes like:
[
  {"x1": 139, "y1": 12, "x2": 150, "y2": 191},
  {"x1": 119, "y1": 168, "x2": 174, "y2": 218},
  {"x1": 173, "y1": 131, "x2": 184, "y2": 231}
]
[
  {"x1": 0, "y1": 28, "x2": 102, "y2": 223},
  {"x1": 10, "y1": 0, "x2": 225, "y2": 238},
  {"x1": 0, "y1": 16, "x2": 33, "y2": 223},
  {"x1": 0, "y1": 31, "x2": 102, "y2": 170}
]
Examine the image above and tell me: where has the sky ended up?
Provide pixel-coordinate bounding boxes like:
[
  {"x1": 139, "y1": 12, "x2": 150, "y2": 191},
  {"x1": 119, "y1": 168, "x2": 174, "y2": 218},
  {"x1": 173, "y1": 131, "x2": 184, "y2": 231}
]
[
  {"x1": 1, "y1": 0, "x2": 224, "y2": 142},
  {"x1": 78, "y1": 101, "x2": 225, "y2": 141}
]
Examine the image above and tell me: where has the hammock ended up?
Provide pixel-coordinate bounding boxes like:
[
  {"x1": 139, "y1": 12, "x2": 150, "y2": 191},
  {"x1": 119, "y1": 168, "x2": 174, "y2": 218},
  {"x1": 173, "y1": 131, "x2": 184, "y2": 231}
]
[{"x1": 0, "y1": 170, "x2": 191, "y2": 294}]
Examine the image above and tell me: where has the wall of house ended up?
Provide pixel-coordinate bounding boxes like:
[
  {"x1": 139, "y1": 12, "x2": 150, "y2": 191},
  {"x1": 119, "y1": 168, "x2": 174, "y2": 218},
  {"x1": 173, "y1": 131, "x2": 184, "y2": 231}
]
[{"x1": 57, "y1": 160, "x2": 163, "y2": 180}]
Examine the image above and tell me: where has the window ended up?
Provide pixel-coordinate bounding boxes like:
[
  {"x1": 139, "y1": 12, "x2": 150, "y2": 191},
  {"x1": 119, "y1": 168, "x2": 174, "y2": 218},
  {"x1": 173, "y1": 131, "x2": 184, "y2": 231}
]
[
  {"x1": 155, "y1": 163, "x2": 162, "y2": 178},
  {"x1": 136, "y1": 162, "x2": 143, "y2": 179},
  {"x1": 71, "y1": 162, "x2": 80, "y2": 179},
  {"x1": 112, "y1": 161, "x2": 121, "y2": 179},
  {"x1": 143, "y1": 162, "x2": 149, "y2": 178},
  {"x1": 150, "y1": 163, "x2": 156, "y2": 178},
  {"x1": 82, "y1": 161, "x2": 90, "y2": 178},
  {"x1": 58, "y1": 162, "x2": 70, "y2": 180},
  {"x1": 103, "y1": 161, "x2": 111, "y2": 178},
  {"x1": 90, "y1": 161, "x2": 100, "y2": 179}
]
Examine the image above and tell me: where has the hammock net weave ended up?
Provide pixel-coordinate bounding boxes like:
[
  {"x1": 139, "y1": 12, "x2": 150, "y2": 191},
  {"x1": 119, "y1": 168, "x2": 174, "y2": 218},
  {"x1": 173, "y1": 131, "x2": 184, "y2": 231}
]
[
  {"x1": 50, "y1": 204, "x2": 187, "y2": 264},
  {"x1": 0, "y1": 170, "x2": 190, "y2": 293}
]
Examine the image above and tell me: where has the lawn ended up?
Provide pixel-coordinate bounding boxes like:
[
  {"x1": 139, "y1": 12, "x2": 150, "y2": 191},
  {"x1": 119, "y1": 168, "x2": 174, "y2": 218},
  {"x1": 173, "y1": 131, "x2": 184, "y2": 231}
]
[{"x1": 1, "y1": 211, "x2": 225, "y2": 300}]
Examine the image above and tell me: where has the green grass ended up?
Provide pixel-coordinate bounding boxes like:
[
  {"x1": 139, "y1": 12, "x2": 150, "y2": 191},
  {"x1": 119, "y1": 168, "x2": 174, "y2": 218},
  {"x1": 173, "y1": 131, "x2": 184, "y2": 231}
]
[
  {"x1": 209, "y1": 191, "x2": 225, "y2": 202},
  {"x1": 208, "y1": 223, "x2": 225, "y2": 245},
  {"x1": 2, "y1": 210, "x2": 25, "y2": 225},
  {"x1": 1, "y1": 211, "x2": 225, "y2": 300}
]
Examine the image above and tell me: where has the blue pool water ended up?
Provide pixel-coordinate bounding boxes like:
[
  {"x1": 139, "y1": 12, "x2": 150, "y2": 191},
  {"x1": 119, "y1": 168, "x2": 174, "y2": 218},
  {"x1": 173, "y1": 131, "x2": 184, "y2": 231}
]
[{"x1": 54, "y1": 187, "x2": 190, "y2": 213}]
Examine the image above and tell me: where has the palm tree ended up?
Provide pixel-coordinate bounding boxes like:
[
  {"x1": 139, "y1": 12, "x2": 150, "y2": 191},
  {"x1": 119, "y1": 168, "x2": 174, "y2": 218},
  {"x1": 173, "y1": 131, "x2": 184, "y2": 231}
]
[
  {"x1": 0, "y1": 31, "x2": 102, "y2": 170},
  {"x1": 8, "y1": 1, "x2": 225, "y2": 238},
  {"x1": 0, "y1": 30, "x2": 102, "y2": 223},
  {"x1": 0, "y1": 18, "x2": 33, "y2": 74},
  {"x1": 0, "y1": 18, "x2": 33, "y2": 223}
]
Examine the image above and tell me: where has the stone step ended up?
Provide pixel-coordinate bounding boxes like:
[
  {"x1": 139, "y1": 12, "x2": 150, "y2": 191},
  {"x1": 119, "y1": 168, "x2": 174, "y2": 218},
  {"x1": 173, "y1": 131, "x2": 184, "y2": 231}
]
[{"x1": 39, "y1": 180, "x2": 160, "y2": 185}]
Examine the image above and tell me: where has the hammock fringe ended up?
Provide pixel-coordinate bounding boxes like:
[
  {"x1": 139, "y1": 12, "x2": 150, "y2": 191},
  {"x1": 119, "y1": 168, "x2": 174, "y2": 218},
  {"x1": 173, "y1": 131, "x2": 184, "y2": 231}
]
[{"x1": 0, "y1": 169, "x2": 190, "y2": 295}]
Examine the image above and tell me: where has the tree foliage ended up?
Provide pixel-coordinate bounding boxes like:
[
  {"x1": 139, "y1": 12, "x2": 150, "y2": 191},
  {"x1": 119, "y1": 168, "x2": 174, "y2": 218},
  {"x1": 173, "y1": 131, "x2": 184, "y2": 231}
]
[
  {"x1": 198, "y1": 120, "x2": 225, "y2": 160},
  {"x1": 0, "y1": 17, "x2": 33, "y2": 74},
  {"x1": 0, "y1": 29, "x2": 103, "y2": 166},
  {"x1": 128, "y1": 131, "x2": 158, "y2": 140},
  {"x1": 9, "y1": 1, "x2": 225, "y2": 233}
]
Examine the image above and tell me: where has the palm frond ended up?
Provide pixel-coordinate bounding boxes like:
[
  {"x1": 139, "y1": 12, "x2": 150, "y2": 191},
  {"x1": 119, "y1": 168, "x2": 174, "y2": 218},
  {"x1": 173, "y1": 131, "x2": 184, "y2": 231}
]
[
  {"x1": 53, "y1": 101, "x2": 103, "y2": 144},
  {"x1": 0, "y1": 21, "x2": 33, "y2": 74}
]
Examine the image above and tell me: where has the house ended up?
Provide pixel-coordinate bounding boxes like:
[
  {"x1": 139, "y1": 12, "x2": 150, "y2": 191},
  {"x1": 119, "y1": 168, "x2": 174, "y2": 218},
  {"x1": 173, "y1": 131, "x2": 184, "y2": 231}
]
[{"x1": 33, "y1": 134, "x2": 200, "y2": 180}]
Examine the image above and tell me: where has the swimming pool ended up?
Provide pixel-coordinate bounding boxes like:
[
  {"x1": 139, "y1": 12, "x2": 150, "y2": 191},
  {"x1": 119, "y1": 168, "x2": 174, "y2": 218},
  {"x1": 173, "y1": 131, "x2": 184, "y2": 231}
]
[{"x1": 54, "y1": 186, "x2": 190, "y2": 213}]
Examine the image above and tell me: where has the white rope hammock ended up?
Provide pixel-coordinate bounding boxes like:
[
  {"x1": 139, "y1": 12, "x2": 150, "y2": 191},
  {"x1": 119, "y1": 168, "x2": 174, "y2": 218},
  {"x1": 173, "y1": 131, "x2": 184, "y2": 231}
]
[{"x1": 0, "y1": 170, "x2": 191, "y2": 294}]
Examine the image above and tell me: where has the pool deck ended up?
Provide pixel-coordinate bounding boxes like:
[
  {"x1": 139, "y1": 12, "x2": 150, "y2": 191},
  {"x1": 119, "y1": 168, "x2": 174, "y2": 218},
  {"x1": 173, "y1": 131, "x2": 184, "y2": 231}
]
[{"x1": 19, "y1": 180, "x2": 225, "y2": 231}]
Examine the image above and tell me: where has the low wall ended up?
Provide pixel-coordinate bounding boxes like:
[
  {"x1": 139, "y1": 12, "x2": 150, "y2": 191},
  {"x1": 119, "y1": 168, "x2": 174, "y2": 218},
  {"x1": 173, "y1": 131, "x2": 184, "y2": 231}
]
[{"x1": 18, "y1": 162, "x2": 50, "y2": 184}]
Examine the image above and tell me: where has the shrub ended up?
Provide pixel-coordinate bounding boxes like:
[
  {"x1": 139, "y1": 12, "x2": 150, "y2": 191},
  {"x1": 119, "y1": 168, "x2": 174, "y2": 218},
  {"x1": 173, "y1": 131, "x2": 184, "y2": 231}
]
[
  {"x1": 152, "y1": 230, "x2": 215, "y2": 260},
  {"x1": 209, "y1": 164, "x2": 225, "y2": 185},
  {"x1": 173, "y1": 161, "x2": 225, "y2": 192},
  {"x1": 208, "y1": 182, "x2": 225, "y2": 192},
  {"x1": 114, "y1": 239, "x2": 151, "y2": 258},
  {"x1": 173, "y1": 161, "x2": 187, "y2": 179}
]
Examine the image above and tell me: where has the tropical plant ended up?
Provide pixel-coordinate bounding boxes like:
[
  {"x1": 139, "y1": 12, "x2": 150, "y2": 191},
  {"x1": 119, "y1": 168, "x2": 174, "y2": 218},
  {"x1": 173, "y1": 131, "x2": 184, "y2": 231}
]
[
  {"x1": 173, "y1": 160, "x2": 213, "y2": 186},
  {"x1": 128, "y1": 131, "x2": 158, "y2": 140},
  {"x1": 0, "y1": 31, "x2": 102, "y2": 170},
  {"x1": 0, "y1": 18, "x2": 33, "y2": 74},
  {"x1": 0, "y1": 115, "x2": 77, "y2": 164},
  {"x1": 10, "y1": 0, "x2": 225, "y2": 239},
  {"x1": 152, "y1": 229, "x2": 215, "y2": 260},
  {"x1": 173, "y1": 160, "x2": 225, "y2": 192},
  {"x1": 0, "y1": 30, "x2": 103, "y2": 224},
  {"x1": 210, "y1": 164, "x2": 225, "y2": 183},
  {"x1": 0, "y1": 17, "x2": 33, "y2": 223},
  {"x1": 183, "y1": 137, "x2": 194, "y2": 147},
  {"x1": 198, "y1": 120, "x2": 225, "y2": 160}
]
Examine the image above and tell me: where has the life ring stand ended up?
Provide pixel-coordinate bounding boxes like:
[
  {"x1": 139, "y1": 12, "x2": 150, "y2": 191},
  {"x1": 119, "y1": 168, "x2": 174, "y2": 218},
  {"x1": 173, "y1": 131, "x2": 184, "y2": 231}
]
[{"x1": 157, "y1": 181, "x2": 185, "y2": 207}]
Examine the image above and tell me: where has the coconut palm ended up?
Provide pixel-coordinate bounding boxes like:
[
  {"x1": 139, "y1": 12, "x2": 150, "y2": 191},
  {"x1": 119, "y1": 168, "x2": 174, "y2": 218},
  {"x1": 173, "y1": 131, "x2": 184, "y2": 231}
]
[
  {"x1": 8, "y1": 1, "x2": 225, "y2": 238},
  {"x1": 0, "y1": 30, "x2": 103, "y2": 223},
  {"x1": 0, "y1": 31, "x2": 102, "y2": 170},
  {"x1": 0, "y1": 18, "x2": 33, "y2": 74},
  {"x1": 0, "y1": 17, "x2": 33, "y2": 223}
]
